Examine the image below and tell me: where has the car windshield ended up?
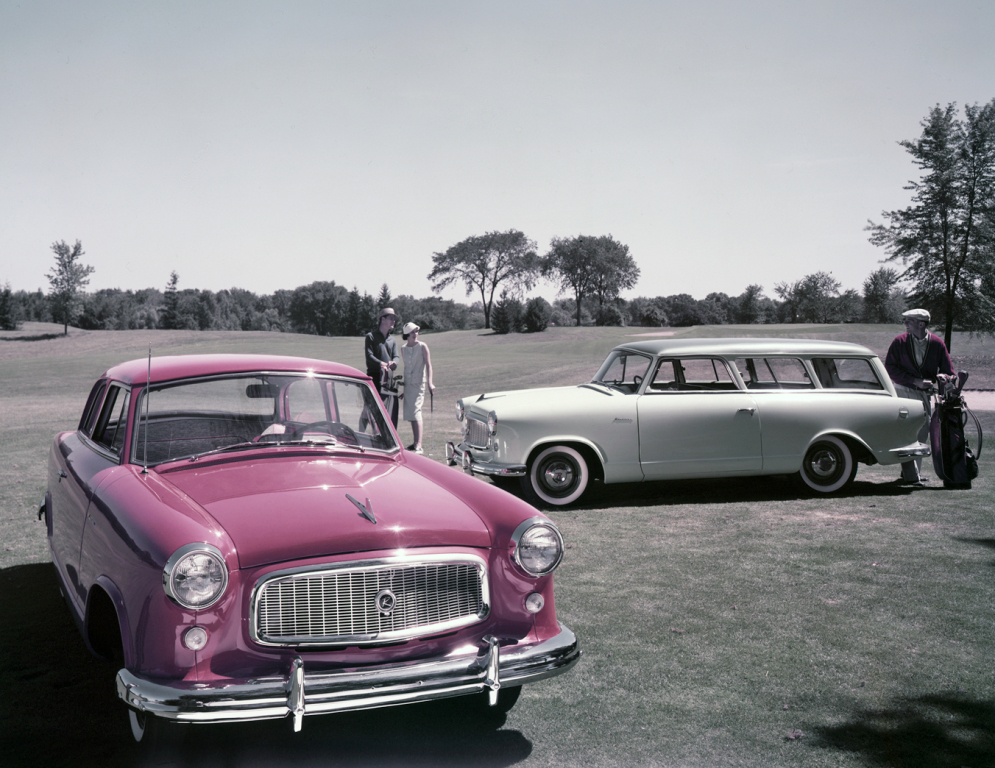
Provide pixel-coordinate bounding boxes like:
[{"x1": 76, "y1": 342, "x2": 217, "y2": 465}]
[
  {"x1": 132, "y1": 373, "x2": 396, "y2": 465},
  {"x1": 591, "y1": 350, "x2": 653, "y2": 392}
]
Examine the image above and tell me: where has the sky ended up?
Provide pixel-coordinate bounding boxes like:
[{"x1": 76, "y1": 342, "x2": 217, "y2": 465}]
[{"x1": 2, "y1": 0, "x2": 993, "y2": 307}]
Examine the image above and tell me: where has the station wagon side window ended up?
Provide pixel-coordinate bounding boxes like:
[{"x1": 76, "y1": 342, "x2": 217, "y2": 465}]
[
  {"x1": 649, "y1": 358, "x2": 737, "y2": 391},
  {"x1": 811, "y1": 358, "x2": 884, "y2": 390},
  {"x1": 735, "y1": 357, "x2": 813, "y2": 390},
  {"x1": 91, "y1": 385, "x2": 131, "y2": 457}
]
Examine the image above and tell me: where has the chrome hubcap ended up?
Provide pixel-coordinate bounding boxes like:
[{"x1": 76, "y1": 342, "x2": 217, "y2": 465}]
[
  {"x1": 809, "y1": 450, "x2": 839, "y2": 479},
  {"x1": 542, "y1": 460, "x2": 575, "y2": 491}
]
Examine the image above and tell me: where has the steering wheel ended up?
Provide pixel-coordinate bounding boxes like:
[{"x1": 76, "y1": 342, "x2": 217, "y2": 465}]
[
  {"x1": 632, "y1": 375, "x2": 643, "y2": 388},
  {"x1": 288, "y1": 421, "x2": 359, "y2": 444}
]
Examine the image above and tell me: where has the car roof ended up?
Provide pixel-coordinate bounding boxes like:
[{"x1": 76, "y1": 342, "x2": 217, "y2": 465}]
[
  {"x1": 613, "y1": 337, "x2": 876, "y2": 357},
  {"x1": 102, "y1": 354, "x2": 368, "y2": 387}
]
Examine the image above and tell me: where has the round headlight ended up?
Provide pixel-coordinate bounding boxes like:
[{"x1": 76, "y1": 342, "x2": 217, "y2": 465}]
[
  {"x1": 512, "y1": 519, "x2": 564, "y2": 576},
  {"x1": 163, "y1": 543, "x2": 228, "y2": 609},
  {"x1": 455, "y1": 401, "x2": 465, "y2": 422},
  {"x1": 487, "y1": 411, "x2": 498, "y2": 435}
]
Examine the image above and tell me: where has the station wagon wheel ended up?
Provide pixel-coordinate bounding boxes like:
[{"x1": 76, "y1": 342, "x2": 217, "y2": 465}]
[
  {"x1": 798, "y1": 436, "x2": 857, "y2": 494},
  {"x1": 523, "y1": 445, "x2": 589, "y2": 506}
]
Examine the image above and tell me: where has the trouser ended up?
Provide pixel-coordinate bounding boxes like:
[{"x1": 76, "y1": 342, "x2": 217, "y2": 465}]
[{"x1": 895, "y1": 385, "x2": 931, "y2": 481}]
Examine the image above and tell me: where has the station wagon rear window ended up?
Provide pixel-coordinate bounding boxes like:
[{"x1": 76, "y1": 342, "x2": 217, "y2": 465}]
[
  {"x1": 811, "y1": 358, "x2": 884, "y2": 390},
  {"x1": 735, "y1": 357, "x2": 814, "y2": 390}
]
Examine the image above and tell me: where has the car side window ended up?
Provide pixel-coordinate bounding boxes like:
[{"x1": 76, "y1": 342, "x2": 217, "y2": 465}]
[
  {"x1": 811, "y1": 358, "x2": 884, "y2": 390},
  {"x1": 92, "y1": 385, "x2": 131, "y2": 457},
  {"x1": 80, "y1": 381, "x2": 108, "y2": 436},
  {"x1": 735, "y1": 357, "x2": 813, "y2": 390}
]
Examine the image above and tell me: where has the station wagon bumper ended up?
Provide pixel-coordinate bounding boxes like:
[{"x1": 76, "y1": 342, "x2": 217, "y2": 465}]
[
  {"x1": 891, "y1": 441, "x2": 931, "y2": 459},
  {"x1": 446, "y1": 442, "x2": 527, "y2": 477},
  {"x1": 116, "y1": 624, "x2": 579, "y2": 730}
]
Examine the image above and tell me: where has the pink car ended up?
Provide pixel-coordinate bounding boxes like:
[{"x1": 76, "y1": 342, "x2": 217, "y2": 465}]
[{"x1": 41, "y1": 354, "x2": 579, "y2": 749}]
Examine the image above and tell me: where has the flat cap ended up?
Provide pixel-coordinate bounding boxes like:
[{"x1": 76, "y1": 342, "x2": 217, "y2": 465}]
[{"x1": 902, "y1": 308, "x2": 930, "y2": 323}]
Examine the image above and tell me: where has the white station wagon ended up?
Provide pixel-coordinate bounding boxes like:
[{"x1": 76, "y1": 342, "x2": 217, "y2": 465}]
[{"x1": 446, "y1": 338, "x2": 930, "y2": 506}]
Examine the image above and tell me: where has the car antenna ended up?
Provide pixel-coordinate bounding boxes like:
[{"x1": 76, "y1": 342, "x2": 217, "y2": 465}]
[{"x1": 142, "y1": 345, "x2": 151, "y2": 475}]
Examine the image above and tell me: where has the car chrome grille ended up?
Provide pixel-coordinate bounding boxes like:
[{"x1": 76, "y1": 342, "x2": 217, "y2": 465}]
[
  {"x1": 464, "y1": 417, "x2": 490, "y2": 448},
  {"x1": 252, "y1": 559, "x2": 487, "y2": 646}
]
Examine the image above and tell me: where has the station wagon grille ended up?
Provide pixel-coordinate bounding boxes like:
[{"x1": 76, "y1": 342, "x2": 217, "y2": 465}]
[
  {"x1": 464, "y1": 417, "x2": 490, "y2": 448},
  {"x1": 253, "y1": 559, "x2": 487, "y2": 646}
]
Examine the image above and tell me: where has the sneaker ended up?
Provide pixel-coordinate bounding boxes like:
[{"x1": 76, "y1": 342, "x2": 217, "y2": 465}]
[{"x1": 412, "y1": 446, "x2": 424, "y2": 454}]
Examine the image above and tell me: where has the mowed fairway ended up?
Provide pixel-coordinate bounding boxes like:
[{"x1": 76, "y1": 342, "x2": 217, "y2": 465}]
[{"x1": 1, "y1": 323, "x2": 993, "y2": 768}]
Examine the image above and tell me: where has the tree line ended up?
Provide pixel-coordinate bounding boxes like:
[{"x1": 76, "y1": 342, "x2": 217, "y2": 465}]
[{"x1": 0, "y1": 263, "x2": 919, "y2": 337}]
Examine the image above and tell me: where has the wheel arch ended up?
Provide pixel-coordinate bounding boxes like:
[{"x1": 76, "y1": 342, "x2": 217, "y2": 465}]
[
  {"x1": 84, "y1": 576, "x2": 134, "y2": 666},
  {"x1": 525, "y1": 438, "x2": 606, "y2": 484},
  {"x1": 806, "y1": 430, "x2": 875, "y2": 466}
]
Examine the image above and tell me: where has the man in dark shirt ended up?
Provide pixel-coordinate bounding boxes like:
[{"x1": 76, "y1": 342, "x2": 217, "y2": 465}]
[
  {"x1": 884, "y1": 308, "x2": 954, "y2": 486},
  {"x1": 365, "y1": 307, "x2": 400, "y2": 426}
]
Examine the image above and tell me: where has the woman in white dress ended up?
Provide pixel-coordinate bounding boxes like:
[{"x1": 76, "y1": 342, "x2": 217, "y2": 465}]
[{"x1": 400, "y1": 322, "x2": 435, "y2": 453}]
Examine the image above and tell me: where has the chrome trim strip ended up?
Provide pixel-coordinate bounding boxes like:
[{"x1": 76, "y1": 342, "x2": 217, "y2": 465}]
[
  {"x1": 116, "y1": 623, "x2": 580, "y2": 727},
  {"x1": 249, "y1": 554, "x2": 490, "y2": 647}
]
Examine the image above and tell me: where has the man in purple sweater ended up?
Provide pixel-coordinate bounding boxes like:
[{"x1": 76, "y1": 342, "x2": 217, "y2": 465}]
[{"x1": 884, "y1": 308, "x2": 954, "y2": 486}]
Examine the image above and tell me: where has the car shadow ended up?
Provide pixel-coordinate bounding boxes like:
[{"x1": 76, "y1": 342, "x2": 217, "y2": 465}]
[
  {"x1": 559, "y1": 474, "x2": 919, "y2": 510},
  {"x1": 806, "y1": 693, "x2": 995, "y2": 766},
  {"x1": 0, "y1": 563, "x2": 532, "y2": 768}
]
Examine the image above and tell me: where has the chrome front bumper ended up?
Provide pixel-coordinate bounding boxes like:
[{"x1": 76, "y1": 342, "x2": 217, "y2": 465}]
[
  {"x1": 117, "y1": 624, "x2": 579, "y2": 731},
  {"x1": 445, "y1": 442, "x2": 527, "y2": 478}
]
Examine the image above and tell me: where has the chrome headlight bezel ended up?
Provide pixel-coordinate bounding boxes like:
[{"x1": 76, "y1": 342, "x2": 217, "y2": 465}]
[
  {"x1": 163, "y1": 543, "x2": 229, "y2": 610},
  {"x1": 510, "y1": 517, "x2": 564, "y2": 577},
  {"x1": 455, "y1": 401, "x2": 465, "y2": 422}
]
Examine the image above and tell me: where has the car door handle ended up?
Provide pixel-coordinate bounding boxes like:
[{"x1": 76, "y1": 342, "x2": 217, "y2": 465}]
[
  {"x1": 899, "y1": 408, "x2": 909, "y2": 418},
  {"x1": 58, "y1": 470, "x2": 68, "y2": 482},
  {"x1": 737, "y1": 408, "x2": 755, "y2": 415}
]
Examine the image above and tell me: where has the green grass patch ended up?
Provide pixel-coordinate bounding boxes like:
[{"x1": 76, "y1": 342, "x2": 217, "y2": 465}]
[{"x1": 1, "y1": 324, "x2": 993, "y2": 766}]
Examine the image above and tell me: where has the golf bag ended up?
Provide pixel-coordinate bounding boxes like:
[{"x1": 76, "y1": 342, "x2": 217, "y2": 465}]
[
  {"x1": 930, "y1": 372, "x2": 983, "y2": 490},
  {"x1": 381, "y1": 371, "x2": 401, "y2": 427}
]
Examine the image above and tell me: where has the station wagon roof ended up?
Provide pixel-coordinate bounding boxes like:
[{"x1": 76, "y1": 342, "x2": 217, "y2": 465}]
[
  {"x1": 614, "y1": 337, "x2": 876, "y2": 358},
  {"x1": 102, "y1": 354, "x2": 368, "y2": 387}
]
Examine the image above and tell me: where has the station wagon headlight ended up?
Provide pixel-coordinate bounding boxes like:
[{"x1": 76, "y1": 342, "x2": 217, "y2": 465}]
[
  {"x1": 511, "y1": 518, "x2": 564, "y2": 577},
  {"x1": 163, "y1": 543, "x2": 228, "y2": 609},
  {"x1": 455, "y1": 401, "x2": 465, "y2": 422}
]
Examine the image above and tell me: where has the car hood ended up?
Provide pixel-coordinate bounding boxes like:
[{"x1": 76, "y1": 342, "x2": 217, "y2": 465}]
[
  {"x1": 159, "y1": 455, "x2": 491, "y2": 569},
  {"x1": 466, "y1": 384, "x2": 615, "y2": 416}
]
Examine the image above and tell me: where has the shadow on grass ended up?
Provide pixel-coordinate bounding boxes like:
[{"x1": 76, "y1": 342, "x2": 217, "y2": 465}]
[
  {"x1": 0, "y1": 333, "x2": 63, "y2": 342},
  {"x1": 0, "y1": 563, "x2": 531, "y2": 768},
  {"x1": 567, "y1": 474, "x2": 920, "y2": 510},
  {"x1": 808, "y1": 694, "x2": 995, "y2": 768}
]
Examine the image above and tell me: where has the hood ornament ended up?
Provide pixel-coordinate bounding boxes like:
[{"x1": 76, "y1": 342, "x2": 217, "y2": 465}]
[{"x1": 346, "y1": 494, "x2": 377, "y2": 524}]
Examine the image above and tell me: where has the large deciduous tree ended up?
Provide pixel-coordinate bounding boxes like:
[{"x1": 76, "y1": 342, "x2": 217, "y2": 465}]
[
  {"x1": 543, "y1": 235, "x2": 639, "y2": 326},
  {"x1": 774, "y1": 272, "x2": 842, "y2": 323},
  {"x1": 47, "y1": 239, "x2": 95, "y2": 335},
  {"x1": 867, "y1": 100, "x2": 995, "y2": 350},
  {"x1": 429, "y1": 230, "x2": 540, "y2": 329},
  {"x1": 861, "y1": 267, "x2": 906, "y2": 323}
]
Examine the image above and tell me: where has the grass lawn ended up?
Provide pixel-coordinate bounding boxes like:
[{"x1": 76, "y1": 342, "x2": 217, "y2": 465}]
[{"x1": 1, "y1": 323, "x2": 992, "y2": 767}]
